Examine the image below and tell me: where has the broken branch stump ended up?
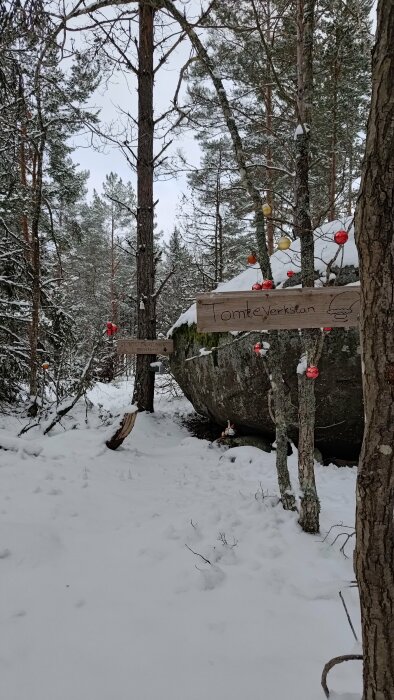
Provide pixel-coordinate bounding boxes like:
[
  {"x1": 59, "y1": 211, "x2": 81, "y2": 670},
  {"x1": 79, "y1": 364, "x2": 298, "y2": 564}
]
[{"x1": 106, "y1": 411, "x2": 138, "y2": 450}]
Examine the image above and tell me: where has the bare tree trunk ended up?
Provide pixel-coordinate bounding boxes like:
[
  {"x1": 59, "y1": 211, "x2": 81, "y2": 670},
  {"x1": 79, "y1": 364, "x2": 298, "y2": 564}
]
[
  {"x1": 215, "y1": 147, "x2": 224, "y2": 283},
  {"x1": 354, "y1": 2, "x2": 394, "y2": 696},
  {"x1": 265, "y1": 0, "x2": 274, "y2": 255},
  {"x1": 27, "y1": 121, "x2": 46, "y2": 402},
  {"x1": 347, "y1": 133, "x2": 354, "y2": 216},
  {"x1": 328, "y1": 50, "x2": 339, "y2": 222},
  {"x1": 295, "y1": 0, "x2": 320, "y2": 533},
  {"x1": 162, "y1": 0, "x2": 296, "y2": 510},
  {"x1": 270, "y1": 356, "x2": 297, "y2": 511},
  {"x1": 107, "y1": 207, "x2": 117, "y2": 383},
  {"x1": 214, "y1": 170, "x2": 220, "y2": 283},
  {"x1": 110, "y1": 207, "x2": 118, "y2": 324},
  {"x1": 132, "y1": 2, "x2": 156, "y2": 412}
]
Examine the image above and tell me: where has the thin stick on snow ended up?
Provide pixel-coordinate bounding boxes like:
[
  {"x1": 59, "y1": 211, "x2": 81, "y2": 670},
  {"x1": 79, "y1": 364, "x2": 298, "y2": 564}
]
[
  {"x1": 339, "y1": 589, "x2": 358, "y2": 642},
  {"x1": 185, "y1": 544, "x2": 211, "y2": 565}
]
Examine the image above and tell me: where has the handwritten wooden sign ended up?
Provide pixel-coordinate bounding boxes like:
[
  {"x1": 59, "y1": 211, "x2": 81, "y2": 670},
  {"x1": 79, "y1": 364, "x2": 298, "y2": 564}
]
[
  {"x1": 196, "y1": 287, "x2": 361, "y2": 332},
  {"x1": 117, "y1": 339, "x2": 174, "y2": 356}
]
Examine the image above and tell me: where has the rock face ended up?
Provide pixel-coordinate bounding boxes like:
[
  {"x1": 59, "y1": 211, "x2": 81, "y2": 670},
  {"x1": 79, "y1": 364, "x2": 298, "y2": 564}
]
[{"x1": 170, "y1": 324, "x2": 364, "y2": 461}]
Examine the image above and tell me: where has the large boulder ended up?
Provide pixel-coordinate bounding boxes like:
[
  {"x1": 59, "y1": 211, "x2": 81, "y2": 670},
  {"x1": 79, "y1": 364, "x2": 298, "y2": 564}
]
[
  {"x1": 169, "y1": 220, "x2": 363, "y2": 461},
  {"x1": 170, "y1": 323, "x2": 363, "y2": 461}
]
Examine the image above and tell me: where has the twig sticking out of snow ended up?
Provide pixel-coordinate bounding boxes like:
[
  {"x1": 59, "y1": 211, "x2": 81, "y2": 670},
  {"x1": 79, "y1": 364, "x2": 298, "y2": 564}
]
[
  {"x1": 185, "y1": 543, "x2": 211, "y2": 566},
  {"x1": 339, "y1": 588, "x2": 359, "y2": 642}
]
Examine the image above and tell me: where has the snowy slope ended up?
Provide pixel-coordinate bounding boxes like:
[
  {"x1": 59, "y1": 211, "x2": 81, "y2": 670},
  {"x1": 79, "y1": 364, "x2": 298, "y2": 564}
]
[
  {"x1": 1, "y1": 382, "x2": 361, "y2": 700},
  {"x1": 169, "y1": 218, "x2": 358, "y2": 335}
]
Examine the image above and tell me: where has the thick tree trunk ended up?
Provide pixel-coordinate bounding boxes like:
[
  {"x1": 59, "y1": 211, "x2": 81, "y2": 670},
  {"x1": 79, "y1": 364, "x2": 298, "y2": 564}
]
[
  {"x1": 132, "y1": 3, "x2": 156, "y2": 412},
  {"x1": 354, "y1": 2, "x2": 394, "y2": 697},
  {"x1": 295, "y1": 0, "x2": 320, "y2": 533}
]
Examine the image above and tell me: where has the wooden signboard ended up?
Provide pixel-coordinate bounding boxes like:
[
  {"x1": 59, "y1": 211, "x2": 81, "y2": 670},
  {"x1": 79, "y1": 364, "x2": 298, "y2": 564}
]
[
  {"x1": 116, "y1": 339, "x2": 174, "y2": 356},
  {"x1": 196, "y1": 287, "x2": 361, "y2": 332}
]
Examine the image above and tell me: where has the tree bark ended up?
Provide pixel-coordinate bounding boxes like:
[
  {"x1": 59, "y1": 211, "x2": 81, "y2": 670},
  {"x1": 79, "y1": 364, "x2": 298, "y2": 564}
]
[
  {"x1": 132, "y1": 2, "x2": 156, "y2": 412},
  {"x1": 295, "y1": 0, "x2": 320, "y2": 533},
  {"x1": 354, "y1": 2, "x2": 394, "y2": 696}
]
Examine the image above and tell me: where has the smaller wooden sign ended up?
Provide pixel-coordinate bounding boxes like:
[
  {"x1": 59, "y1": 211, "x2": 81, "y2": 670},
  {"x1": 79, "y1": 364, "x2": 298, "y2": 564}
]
[{"x1": 116, "y1": 339, "x2": 174, "y2": 356}]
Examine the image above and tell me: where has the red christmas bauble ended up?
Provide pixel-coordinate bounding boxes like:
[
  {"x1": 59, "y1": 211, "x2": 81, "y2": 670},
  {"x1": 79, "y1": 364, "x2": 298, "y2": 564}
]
[
  {"x1": 334, "y1": 230, "x2": 348, "y2": 245},
  {"x1": 287, "y1": 270, "x2": 295, "y2": 278},
  {"x1": 247, "y1": 253, "x2": 257, "y2": 265},
  {"x1": 253, "y1": 342, "x2": 262, "y2": 354},
  {"x1": 252, "y1": 283, "x2": 262, "y2": 291},
  {"x1": 306, "y1": 365, "x2": 319, "y2": 379},
  {"x1": 262, "y1": 279, "x2": 274, "y2": 289},
  {"x1": 323, "y1": 327, "x2": 332, "y2": 332},
  {"x1": 106, "y1": 321, "x2": 113, "y2": 336}
]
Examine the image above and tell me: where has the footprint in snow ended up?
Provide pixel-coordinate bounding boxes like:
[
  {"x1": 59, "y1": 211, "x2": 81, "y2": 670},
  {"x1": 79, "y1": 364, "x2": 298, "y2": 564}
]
[
  {"x1": 48, "y1": 488, "x2": 62, "y2": 496},
  {"x1": 0, "y1": 548, "x2": 11, "y2": 559}
]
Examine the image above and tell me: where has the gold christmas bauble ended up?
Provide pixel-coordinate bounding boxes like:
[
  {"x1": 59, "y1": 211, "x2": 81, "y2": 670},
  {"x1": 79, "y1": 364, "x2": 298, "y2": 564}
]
[
  {"x1": 262, "y1": 203, "x2": 272, "y2": 216},
  {"x1": 42, "y1": 361, "x2": 50, "y2": 370},
  {"x1": 277, "y1": 236, "x2": 291, "y2": 251}
]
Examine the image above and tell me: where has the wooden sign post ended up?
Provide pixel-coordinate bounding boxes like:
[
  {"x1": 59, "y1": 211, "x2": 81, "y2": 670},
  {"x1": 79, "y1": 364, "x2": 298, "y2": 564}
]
[
  {"x1": 116, "y1": 339, "x2": 174, "y2": 356},
  {"x1": 196, "y1": 287, "x2": 361, "y2": 332}
]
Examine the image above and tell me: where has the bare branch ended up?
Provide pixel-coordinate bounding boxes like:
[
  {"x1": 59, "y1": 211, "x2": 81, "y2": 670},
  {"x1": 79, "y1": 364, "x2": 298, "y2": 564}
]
[{"x1": 321, "y1": 655, "x2": 362, "y2": 698}]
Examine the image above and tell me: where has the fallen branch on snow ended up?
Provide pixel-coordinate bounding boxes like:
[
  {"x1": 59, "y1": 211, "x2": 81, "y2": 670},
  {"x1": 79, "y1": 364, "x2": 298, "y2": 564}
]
[
  {"x1": 321, "y1": 654, "x2": 362, "y2": 698},
  {"x1": 106, "y1": 409, "x2": 138, "y2": 450}
]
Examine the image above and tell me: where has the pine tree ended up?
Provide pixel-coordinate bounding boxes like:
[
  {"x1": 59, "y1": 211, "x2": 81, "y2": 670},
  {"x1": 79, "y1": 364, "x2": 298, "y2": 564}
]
[
  {"x1": 0, "y1": 1, "x2": 102, "y2": 405},
  {"x1": 182, "y1": 138, "x2": 255, "y2": 286},
  {"x1": 157, "y1": 228, "x2": 200, "y2": 333}
]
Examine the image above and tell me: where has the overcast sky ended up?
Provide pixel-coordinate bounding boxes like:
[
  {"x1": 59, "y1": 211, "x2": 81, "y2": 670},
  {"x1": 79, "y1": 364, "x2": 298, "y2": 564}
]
[
  {"x1": 70, "y1": 2, "x2": 204, "y2": 241},
  {"x1": 70, "y1": 1, "x2": 378, "y2": 241}
]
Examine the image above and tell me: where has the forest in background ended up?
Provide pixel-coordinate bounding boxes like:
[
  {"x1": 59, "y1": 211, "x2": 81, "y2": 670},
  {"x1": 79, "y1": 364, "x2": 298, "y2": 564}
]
[{"x1": 0, "y1": 0, "x2": 372, "y2": 409}]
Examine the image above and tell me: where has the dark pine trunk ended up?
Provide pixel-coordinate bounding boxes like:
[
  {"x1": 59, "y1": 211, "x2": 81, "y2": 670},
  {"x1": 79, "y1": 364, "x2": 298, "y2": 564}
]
[
  {"x1": 354, "y1": 2, "x2": 394, "y2": 697},
  {"x1": 132, "y1": 3, "x2": 156, "y2": 412}
]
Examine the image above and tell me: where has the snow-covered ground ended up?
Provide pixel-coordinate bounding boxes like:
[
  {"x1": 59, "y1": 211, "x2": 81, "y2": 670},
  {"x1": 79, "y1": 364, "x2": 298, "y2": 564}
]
[{"x1": 1, "y1": 381, "x2": 361, "y2": 700}]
